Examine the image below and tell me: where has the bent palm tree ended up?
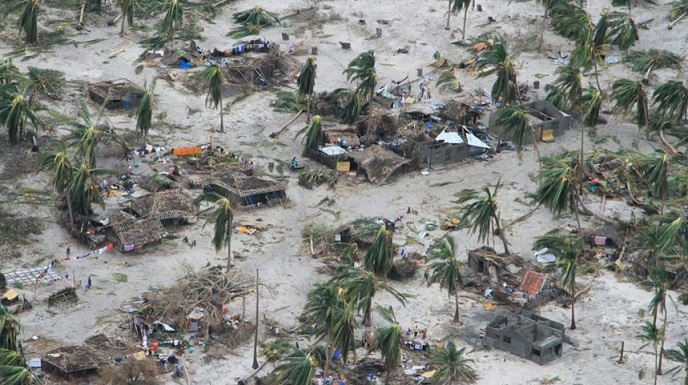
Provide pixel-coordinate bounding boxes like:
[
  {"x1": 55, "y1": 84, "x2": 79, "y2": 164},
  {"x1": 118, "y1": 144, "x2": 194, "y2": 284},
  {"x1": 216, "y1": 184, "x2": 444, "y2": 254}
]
[
  {"x1": 432, "y1": 341, "x2": 477, "y2": 385},
  {"x1": 494, "y1": 106, "x2": 540, "y2": 165},
  {"x1": 427, "y1": 236, "x2": 465, "y2": 324},
  {"x1": 534, "y1": 151, "x2": 583, "y2": 232},
  {"x1": 12, "y1": 0, "x2": 40, "y2": 44},
  {"x1": 333, "y1": 268, "x2": 406, "y2": 326},
  {"x1": 136, "y1": 80, "x2": 155, "y2": 145},
  {"x1": 65, "y1": 102, "x2": 123, "y2": 169},
  {"x1": 624, "y1": 49, "x2": 682, "y2": 81},
  {"x1": 302, "y1": 115, "x2": 324, "y2": 156},
  {"x1": 37, "y1": 141, "x2": 75, "y2": 229},
  {"x1": 273, "y1": 350, "x2": 315, "y2": 385},
  {"x1": 652, "y1": 80, "x2": 688, "y2": 124},
  {"x1": 474, "y1": 41, "x2": 519, "y2": 106},
  {"x1": 455, "y1": 180, "x2": 509, "y2": 254},
  {"x1": 371, "y1": 306, "x2": 403, "y2": 385},
  {"x1": 343, "y1": 51, "x2": 377, "y2": 103},
  {"x1": 610, "y1": 79, "x2": 649, "y2": 135},
  {"x1": 297, "y1": 57, "x2": 317, "y2": 123},
  {"x1": 363, "y1": 224, "x2": 394, "y2": 277},
  {"x1": 0, "y1": 84, "x2": 42, "y2": 144},
  {"x1": 644, "y1": 151, "x2": 669, "y2": 215},
  {"x1": 550, "y1": 64, "x2": 584, "y2": 110},
  {"x1": 572, "y1": 25, "x2": 607, "y2": 91},
  {"x1": 338, "y1": 90, "x2": 362, "y2": 124},
  {"x1": 665, "y1": 339, "x2": 688, "y2": 385},
  {"x1": 199, "y1": 64, "x2": 226, "y2": 133},
  {"x1": 582, "y1": 86, "x2": 602, "y2": 129},
  {"x1": 549, "y1": 0, "x2": 591, "y2": 41},
  {"x1": 194, "y1": 192, "x2": 234, "y2": 270},
  {"x1": 607, "y1": 11, "x2": 638, "y2": 50},
  {"x1": 535, "y1": 231, "x2": 582, "y2": 329},
  {"x1": 158, "y1": 0, "x2": 183, "y2": 40}
]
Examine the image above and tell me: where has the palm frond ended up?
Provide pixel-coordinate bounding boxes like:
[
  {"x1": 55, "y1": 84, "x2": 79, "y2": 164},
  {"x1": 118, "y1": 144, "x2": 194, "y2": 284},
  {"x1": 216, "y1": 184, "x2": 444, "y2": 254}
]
[
  {"x1": 343, "y1": 51, "x2": 376, "y2": 101},
  {"x1": 607, "y1": 11, "x2": 638, "y2": 50},
  {"x1": 302, "y1": 115, "x2": 324, "y2": 156},
  {"x1": 652, "y1": 80, "x2": 688, "y2": 124},
  {"x1": 273, "y1": 350, "x2": 315, "y2": 385},
  {"x1": 338, "y1": 90, "x2": 362, "y2": 124},
  {"x1": 232, "y1": 6, "x2": 280, "y2": 27},
  {"x1": 494, "y1": 106, "x2": 532, "y2": 156},
  {"x1": 436, "y1": 69, "x2": 462, "y2": 93},
  {"x1": 623, "y1": 49, "x2": 682, "y2": 74},
  {"x1": 271, "y1": 91, "x2": 305, "y2": 113},
  {"x1": 581, "y1": 86, "x2": 602, "y2": 127},
  {"x1": 610, "y1": 79, "x2": 648, "y2": 129}
]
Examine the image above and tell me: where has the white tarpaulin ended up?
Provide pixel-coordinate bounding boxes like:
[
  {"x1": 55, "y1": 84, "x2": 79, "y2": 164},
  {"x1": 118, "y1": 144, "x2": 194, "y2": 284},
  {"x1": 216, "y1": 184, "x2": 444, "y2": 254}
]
[
  {"x1": 436, "y1": 129, "x2": 464, "y2": 144},
  {"x1": 320, "y1": 145, "x2": 347, "y2": 156},
  {"x1": 466, "y1": 131, "x2": 491, "y2": 149}
]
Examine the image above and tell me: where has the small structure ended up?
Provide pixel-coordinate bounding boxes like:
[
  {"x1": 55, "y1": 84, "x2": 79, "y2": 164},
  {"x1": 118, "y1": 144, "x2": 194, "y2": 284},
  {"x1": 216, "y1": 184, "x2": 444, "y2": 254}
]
[
  {"x1": 128, "y1": 190, "x2": 197, "y2": 225},
  {"x1": 112, "y1": 217, "x2": 168, "y2": 251},
  {"x1": 204, "y1": 174, "x2": 288, "y2": 209},
  {"x1": 42, "y1": 346, "x2": 102, "y2": 378},
  {"x1": 485, "y1": 312, "x2": 565, "y2": 365},
  {"x1": 348, "y1": 145, "x2": 410, "y2": 185},
  {"x1": 489, "y1": 100, "x2": 572, "y2": 144},
  {"x1": 48, "y1": 287, "x2": 78, "y2": 307},
  {"x1": 5, "y1": 267, "x2": 62, "y2": 287},
  {"x1": 88, "y1": 79, "x2": 145, "y2": 110},
  {"x1": 519, "y1": 270, "x2": 546, "y2": 296}
]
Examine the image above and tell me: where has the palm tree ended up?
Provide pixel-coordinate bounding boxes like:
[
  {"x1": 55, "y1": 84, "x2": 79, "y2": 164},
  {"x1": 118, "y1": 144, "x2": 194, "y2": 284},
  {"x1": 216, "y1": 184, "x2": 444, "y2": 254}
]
[
  {"x1": 136, "y1": 81, "x2": 155, "y2": 144},
  {"x1": 343, "y1": 51, "x2": 377, "y2": 103},
  {"x1": 536, "y1": 0, "x2": 556, "y2": 52},
  {"x1": 371, "y1": 306, "x2": 403, "y2": 385},
  {"x1": 302, "y1": 115, "x2": 324, "y2": 157},
  {"x1": 644, "y1": 151, "x2": 669, "y2": 214},
  {"x1": 474, "y1": 41, "x2": 518, "y2": 107},
  {"x1": 37, "y1": 141, "x2": 75, "y2": 229},
  {"x1": 607, "y1": 11, "x2": 639, "y2": 50},
  {"x1": 363, "y1": 224, "x2": 394, "y2": 278},
  {"x1": 0, "y1": 348, "x2": 33, "y2": 385},
  {"x1": 534, "y1": 151, "x2": 583, "y2": 232},
  {"x1": 665, "y1": 339, "x2": 688, "y2": 385},
  {"x1": 549, "y1": 0, "x2": 591, "y2": 42},
  {"x1": 652, "y1": 80, "x2": 688, "y2": 124},
  {"x1": 455, "y1": 179, "x2": 509, "y2": 254},
  {"x1": 330, "y1": 301, "x2": 358, "y2": 365},
  {"x1": 158, "y1": 0, "x2": 183, "y2": 40},
  {"x1": 273, "y1": 350, "x2": 315, "y2": 385},
  {"x1": 669, "y1": 0, "x2": 688, "y2": 29},
  {"x1": 550, "y1": 64, "x2": 584, "y2": 110},
  {"x1": 648, "y1": 265, "x2": 670, "y2": 375},
  {"x1": 431, "y1": 341, "x2": 477, "y2": 385},
  {"x1": 624, "y1": 50, "x2": 683, "y2": 82},
  {"x1": 493, "y1": 106, "x2": 540, "y2": 165},
  {"x1": 194, "y1": 192, "x2": 234, "y2": 270},
  {"x1": 638, "y1": 320, "x2": 664, "y2": 385},
  {"x1": 581, "y1": 86, "x2": 602, "y2": 141},
  {"x1": 65, "y1": 101, "x2": 122, "y2": 169},
  {"x1": 68, "y1": 162, "x2": 108, "y2": 217},
  {"x1": 0, "y1": 84, "x2": 42, "y2": 144},
  {"x1": 199, "y1": 64, "x2": 226, "y2": 133},
  {"x1": 11, "y1": 0, "x2": 40, "y2": 44},
  {"x1": 534, "y1": 231, "x2": 582, "y2": 329},
  {"x1": 610, "y1": 79, "x2": 649, "y2": 136},
  {"x1": 333, "y1": 268, "x2": 406, "y2": 326},
  {"x1": 0, "y1": 305, "x2": 21, "y2": 352},
  {"x1": 116, "y1": 0, "x2": 136, "y2": 35},
  {"x1": 436, "y1": 69, "x2": 462, "y2": 93},
  {"x1": 445, "y1": 0, "x2": 472, "y2": 41},
  {"x1": 297, "y1": 57, "x2": 317, "y2": 123},
  {"x1": 0, "y1": 60, "x2": 26, "y2": 86},
  {"x1": 338, "y1": 90, "x2": 362, "y2": 125},
  {"x1": 571, "y1": 26, "x2": 607, "y2": 91},
  {"x1": 426, "y1": 235, "x2": 465, "y2": 324}
]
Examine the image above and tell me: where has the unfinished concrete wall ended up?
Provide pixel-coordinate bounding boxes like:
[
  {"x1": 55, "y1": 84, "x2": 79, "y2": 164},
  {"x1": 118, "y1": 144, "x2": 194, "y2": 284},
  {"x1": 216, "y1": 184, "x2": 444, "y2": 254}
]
[
  {"x1": 414, "y1": 141, "x2": 468, "y2": 166},
  {"x1": 485, "y1": 312, "x2": 565, "y2": 365},
  {"x1": 488, "y1": 100, "x2": 571, "y2": 144}
]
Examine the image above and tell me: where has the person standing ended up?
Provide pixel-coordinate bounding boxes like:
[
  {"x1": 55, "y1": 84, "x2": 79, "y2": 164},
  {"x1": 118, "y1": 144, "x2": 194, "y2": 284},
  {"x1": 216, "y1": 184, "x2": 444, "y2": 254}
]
[
  {"x1": 86, "y1": 276, "x2": 92, "y2": 289},
  {"x1": 66, "y1": 247, "x2": 70, "y2": 259}
]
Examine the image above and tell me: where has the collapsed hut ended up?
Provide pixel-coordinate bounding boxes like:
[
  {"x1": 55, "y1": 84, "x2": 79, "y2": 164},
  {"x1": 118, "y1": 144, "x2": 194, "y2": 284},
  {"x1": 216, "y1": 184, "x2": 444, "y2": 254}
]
[
  {"x1": 203, "y1": 174, "x2": 288, "y2": 209},
  {"x1": 127, "y1": 190, "x2": 197, "y2": 225},
  {"x1": 42, "y1": 346, "x2": 102, "y2": 378},
  {"x1": 348, "y1": 145, "x2": 410, "y2": 185},
  {"x1": 112, "y1": 217, "x2": 168, "y2": 252},
  {"x1": 87, "y1": 79, "x2": 145, "y2": 110},
  {"x1": 223, "y1": 45, "x2": 294, "y2": 87}
]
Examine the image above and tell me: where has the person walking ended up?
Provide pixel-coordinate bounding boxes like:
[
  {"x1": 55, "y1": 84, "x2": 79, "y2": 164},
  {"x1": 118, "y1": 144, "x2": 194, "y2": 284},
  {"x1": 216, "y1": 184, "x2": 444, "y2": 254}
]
[
  {"x1": 66, "y1": 247, "x2": 70, "y2": 259},
  {"x1": 86, "y1": 276, "x2": 92, "y2": 289}
]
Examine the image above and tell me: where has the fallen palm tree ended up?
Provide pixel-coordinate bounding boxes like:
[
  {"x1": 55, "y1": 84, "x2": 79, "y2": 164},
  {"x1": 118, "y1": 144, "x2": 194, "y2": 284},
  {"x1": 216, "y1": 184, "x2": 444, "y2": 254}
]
[{"x1": 229, "y1": 6, "x2": 280, "y2": 38}]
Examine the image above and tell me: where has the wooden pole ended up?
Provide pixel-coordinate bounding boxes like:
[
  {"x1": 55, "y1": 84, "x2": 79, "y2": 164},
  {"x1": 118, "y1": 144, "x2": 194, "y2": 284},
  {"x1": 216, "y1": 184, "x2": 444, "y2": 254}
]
[
  {"x1": 252, "y1": 269, "x2": 259, "y2": 369},
  {"x1": 618, "y1": 341, "x2": 625, "y2": 364},
  {"x1": 269, "y1": 109, "x2": 303, "y2": 138}
]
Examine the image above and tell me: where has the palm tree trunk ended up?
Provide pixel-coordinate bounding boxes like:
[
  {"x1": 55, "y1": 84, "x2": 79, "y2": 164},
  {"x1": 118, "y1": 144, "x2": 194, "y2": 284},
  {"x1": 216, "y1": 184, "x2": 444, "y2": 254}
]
[
  {"x1": 644, "y1": 64, "x2": 654, "y2": 82},
  {"x1": 532, "y1": 130, "x2": 542, "y2": 170},
  {"x1": 654, "y1": 345, "x2": 659, "y2": 385},
  {"x1": 385, "y1": 369, "x2": 391, "y2": 385},
  {"x1": 306, "y1": 95, "x2": 311, "y2": 123},
  {"x1": 364, "y1": 298, "x2": 372, "y2": 326},
  {"x1": 492, "y1": 213, "x2": 510, "y2": 254},
  {"x1": 219, "y1": 95, "x2": 225, "y2": 133},
  {"x1": 445, "y1": 0, "x2": 452, "y2": 30},
  {"x1": 65, "y1": 179, "x2": 75, "y2": 231},
  {"x1": 593, "y1": 60, "x2": 602, "y2": 92},
  {"x1": 324, "y1": 343, "x2": 332, "y2": 376},
  {"x1": 226, "y1": 217, "x2": 233, "y2": 271},
  {"x1": 659, "y1": 127, "x2": 680, "y2": 156},
  {"x1": 461, "y1": 6, "x2": 468, "y2": 41},
  {"x1": 538, "y1": 9, "x2": 547, "y2": 52},
  {"x1": 570, "y1": 275, "x2": 577, "y2": 330},
  {"x1": 657, "y1": 298, "x2": 668, "y2": 375},
  {"x1": 120, "y1": 10, "x2": 126, "y2": 35},
  {"x1": 453, "y1": 288, "x2": 461, "y2": 323}
]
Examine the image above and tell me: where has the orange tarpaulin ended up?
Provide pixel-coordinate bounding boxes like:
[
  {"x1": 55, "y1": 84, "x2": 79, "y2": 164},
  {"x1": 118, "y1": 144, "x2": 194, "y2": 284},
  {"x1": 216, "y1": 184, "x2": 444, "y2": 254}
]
[{"x1": 172, "y1": 147, "x2": 203, "y2": 156}]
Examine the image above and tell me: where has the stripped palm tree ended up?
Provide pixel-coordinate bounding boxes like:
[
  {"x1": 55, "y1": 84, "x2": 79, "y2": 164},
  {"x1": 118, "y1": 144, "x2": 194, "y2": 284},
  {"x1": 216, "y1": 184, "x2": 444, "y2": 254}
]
[
  {"x1": 333, "y1": 267, "x2": 406, "y2": 326},
  {"x1": 0, "y1": 60, "x2": 26, "y2": 86},
  {"x1": 494, "y1": 106, "x2": 540, "y2": 165},
  {"x1": 535, "y1": 231, "x2": 582, "y2": 329},
  {"x1": 136, "y1": 80, "x2": 155, "y2": 145},
  {"x1": 37, "y1": 141, "x2": 75, "y2": 229},
  {"x1": 116, "y1": 0, "x2": 136, "y2": 35},
  {"x1": 273, "y1": 350, "x2": 315, "y2": 385},
  {"x1": 195, "y1": 192, "x2": 234, "y2": 270},
  {"x1": 199, "y1": 64, "x2": 226, "y2": 133},
  {"x1": 638, "y1": 321, "x2": 664, "y2": 385},
  {"x1": 445, "y1": 0, "x2": 472, "y2": 41},
  {"x1": 432, "y1": 341, "x2": 477, "y2": 385},
  {"x1": 330, "y1": 301, "x2": 358, "y2": 365},
  {"x1": 644, "y1": 151, "x2": 670, "y2": 215},
  {"x1": 9, "y1": 0, "x2": 40, "y2": 44},
  {"x1": 343, "y1": 51, "x2": 377, "y2": 103},
  {"x1": 665, "y1": 339, "x2": 688, "y2": 385},
  {"x1": 455, "y1": 179, "x2": 510, "y2": 254},
  {"x1": 0, "y1": 84, "x2": 42, "y2": 144},
  {"x1": 436, "y1": 69, "x2": 462, "y2": 93},
  {"x1": 297, "y1": 57, "x2": 317, "y2": 123},
  {"x1": 363, "y1": 224, "x2": 395, "y2": 278},
  {"x1": 647, "y1": 265, "x2": 671, "y2": 375},
  {"x1": 474, "y1": 40, "x2": 519, "y2": 107},
  {"x1": 426, "y1": 235, "x2": 465, "y2": 324},
  {"x1": 302, "y1": 115, "x2": 324, "y2": 157},
  {"x1": 623, "y1": 49, "x2": 682, "y2": 81},
  {"x1": 610, "y1": 79, "x2": 649, "y2": 137},
  {"x1": 370, "y1": 306, "x2": 403, "y2": 385},
  {"x1": 581, "y1": 86, "x2": 602, "y2": 129},
  {"x1": 572, "y1": 21, "x2": 607, "y2": 91},
  {"x1": 338, "y1": 90, "x2": 362, "y2": 125},
  {"x1": 158, "y1": 0, "x2": 183, "y2": 40}
]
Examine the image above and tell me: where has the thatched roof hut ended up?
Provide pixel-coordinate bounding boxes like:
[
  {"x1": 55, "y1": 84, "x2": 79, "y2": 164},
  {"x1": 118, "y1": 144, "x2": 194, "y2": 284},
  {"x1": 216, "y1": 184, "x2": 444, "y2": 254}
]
[
  {"x1": 323, "y1": 126, "x2": 361, "y2": 148},
  {"x1": 204, "y1": 174, "x2": 288, "y2": 209},
  {"x1": 129, "y1": 190, "x2": 197, "y2": 224},
  {"x1": 113, "y1": 217, "x2": 168, "y2": 251},
  {"x1": 42, "y1": 346, "x2": 102, "y2": 377},
  {"x1": 87, "y1": 79, "x2": 144, "y2": 110},
  {"x1": 348, "y1": 146, "x2": 410, "y2": 185}
]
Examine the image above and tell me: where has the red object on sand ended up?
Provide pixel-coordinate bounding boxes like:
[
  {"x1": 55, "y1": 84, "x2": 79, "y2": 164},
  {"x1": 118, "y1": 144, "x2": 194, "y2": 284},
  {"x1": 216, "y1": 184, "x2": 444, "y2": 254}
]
[{"x1": 591, "y1": 178, "x2": 600, "y2": 184}]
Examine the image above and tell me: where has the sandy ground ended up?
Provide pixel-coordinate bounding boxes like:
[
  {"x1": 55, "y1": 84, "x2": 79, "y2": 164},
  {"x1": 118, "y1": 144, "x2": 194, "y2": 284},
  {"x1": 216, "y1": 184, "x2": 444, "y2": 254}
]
[{"x1": 1, "y1": 0, "x2": 687, "y2": 384}]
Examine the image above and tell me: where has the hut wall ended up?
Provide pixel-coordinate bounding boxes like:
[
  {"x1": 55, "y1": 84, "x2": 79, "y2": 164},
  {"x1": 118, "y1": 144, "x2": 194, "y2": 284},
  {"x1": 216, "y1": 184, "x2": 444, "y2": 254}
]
[{"x1": 414, "y1": 140, "x2": 468, "y2": 166}]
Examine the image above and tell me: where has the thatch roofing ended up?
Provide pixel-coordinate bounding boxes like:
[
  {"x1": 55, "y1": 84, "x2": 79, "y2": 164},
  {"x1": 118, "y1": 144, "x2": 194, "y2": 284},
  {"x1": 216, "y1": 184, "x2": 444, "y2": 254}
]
[
  {"x1": 88, "y1": 78, "x2": 143, "y2": 98},
  {"x1": 211, "y1": 174, "x2": 288, "y2": 197},
  {"x1": 42, "y1": 345, "x2": 102, "y2": 375},
  {"x1": 324, "y1": 126, "x2": 361, "y2": 147},
  {"x1": 348, "y1": 146, "x2": 409, "y2": 185},
  {"x1": 130, "y1": 190, "x2": 197, "y2": 221},
  {"x1": 113, "y1": 217, "x2": 168, "y2": 247}
]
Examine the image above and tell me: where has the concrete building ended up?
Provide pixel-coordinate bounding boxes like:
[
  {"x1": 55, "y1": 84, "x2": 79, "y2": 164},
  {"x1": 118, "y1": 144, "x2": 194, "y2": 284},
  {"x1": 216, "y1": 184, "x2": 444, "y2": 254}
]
[{"x1": 485, "y1": 311, "x2": 565, "y2": 365}]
